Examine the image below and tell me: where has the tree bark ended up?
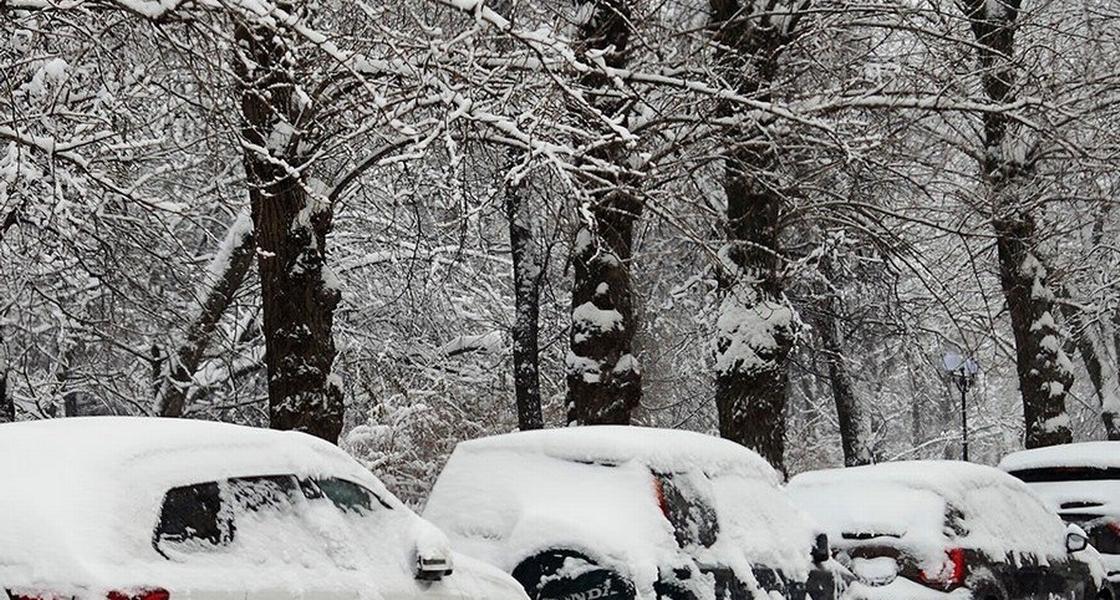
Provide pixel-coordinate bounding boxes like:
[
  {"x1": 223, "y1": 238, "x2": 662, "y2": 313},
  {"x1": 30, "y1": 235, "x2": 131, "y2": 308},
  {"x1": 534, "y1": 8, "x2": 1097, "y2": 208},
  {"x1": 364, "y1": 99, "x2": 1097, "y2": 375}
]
[
  {"x1": 234, "y1": 8, "x2": 344, "y2": 443},
  {"x1": 0, "y1": 371, "x2": 12, "y2": 423},
  {"x1": 816, "y1": 257, "x2": 870, "y2": 466},
  {"x1": 709, "y1": 0, "x2": 808, "y2": 472},
  {"x1": 565, "y1": 0, "x2": 642, "y2": 425},
  {"x1": 962, "y1": 0, "x2": 1072, "y2": 448},
  {"x1": 507, "y1": 183, "x2": 545, "y2": 430},
  {"x1": 1058, "y1": 292, "x2": 1120, "y2": 440},
  {"x1": 156, "y1": 210, "x2": 255, "y2": 418}
]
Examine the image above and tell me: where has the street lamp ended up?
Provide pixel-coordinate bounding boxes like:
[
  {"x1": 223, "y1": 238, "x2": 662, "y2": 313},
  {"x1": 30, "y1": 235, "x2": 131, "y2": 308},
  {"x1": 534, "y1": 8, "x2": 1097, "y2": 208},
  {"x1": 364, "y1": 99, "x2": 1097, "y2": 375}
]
[{"x1": 942, "y1": 352, "x2": 979, "y2": 462}]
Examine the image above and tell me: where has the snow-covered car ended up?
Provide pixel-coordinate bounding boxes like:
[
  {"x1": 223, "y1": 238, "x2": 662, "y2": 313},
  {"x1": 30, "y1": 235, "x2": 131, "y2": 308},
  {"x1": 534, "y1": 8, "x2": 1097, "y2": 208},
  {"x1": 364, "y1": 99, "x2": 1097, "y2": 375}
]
[
  {"x1": 422, "y1": 426, "x2": 844, "y2": 600},
  {"x1": 788, "y1": 461, "x2": 1099, "y2": 600},
  {"x1": 1002, "y1": 442, "x2": 1120, "y2": 599},
  {"x1": 0, "y1": 417, "x2": 528, "y2": 600}
]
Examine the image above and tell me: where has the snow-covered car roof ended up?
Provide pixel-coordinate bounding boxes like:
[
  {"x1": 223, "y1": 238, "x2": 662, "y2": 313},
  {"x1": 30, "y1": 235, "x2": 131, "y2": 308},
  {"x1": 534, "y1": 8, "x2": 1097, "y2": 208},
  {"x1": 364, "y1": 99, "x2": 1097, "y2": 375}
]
[
  {"x1": 1000, "y1": 441, "x2": 1120, "y2": 472},
  {"x1": 1000, "y1": 442, "x2": 1120, "y2": 519},
  {"x1": 788, "y1": 461, "x2": 1068, "y2": 566},
  {"x1": 0, "y1": 417, "x2": 398, "y2": 584},
  {"x1": 424, "y1": 427, "x2": 813, "y2": 598},
  {"x1": 452, "y1": 425, "x2": 781, "y2": 483}
]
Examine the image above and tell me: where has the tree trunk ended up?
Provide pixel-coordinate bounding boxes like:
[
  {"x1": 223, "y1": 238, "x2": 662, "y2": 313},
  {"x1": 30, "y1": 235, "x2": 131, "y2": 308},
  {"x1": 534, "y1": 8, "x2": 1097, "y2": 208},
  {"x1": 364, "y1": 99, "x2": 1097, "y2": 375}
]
[
  {"x1": 816, "y1": 258, "x2": 870, "y2": 466},
  {"x1": 507, "y1": 183, "x2": 544, "y2": 430},
  {"x1": 709, "y1": 0, "x2": 807, "y2": 472},
  {"x1": 565, "y1": 0, "x2": 642, "y2": 425},
  {"x1": 156, "y1": 210, "x2": 255, "y2": 417},
  {"x1": 0, "y1": 370, "x2": 12, "y2": 423},
  {"x1": 234, "y1": 10, "x2": 344, "y2": 443},
  {"x1": 962, "y1": 0, "x2": 1072, "y2": 448},
  {"x1": 1059, "y1": 292, "x2": 1120, "y2": 440}
]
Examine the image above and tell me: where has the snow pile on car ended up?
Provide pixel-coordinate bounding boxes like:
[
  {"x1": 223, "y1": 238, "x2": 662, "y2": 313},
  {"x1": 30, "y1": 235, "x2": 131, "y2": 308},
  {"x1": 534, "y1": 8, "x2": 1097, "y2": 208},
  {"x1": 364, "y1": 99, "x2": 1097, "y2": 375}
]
[
  {"x1": 789, "y1": 461, "x2": 1068, "y2": 568},
  {"x1": 1000, "y1": 442, "x2": 1120, "y2": 472},
  {"x1": 423, "y1": 426, "x2": 815, "y2": 599}
]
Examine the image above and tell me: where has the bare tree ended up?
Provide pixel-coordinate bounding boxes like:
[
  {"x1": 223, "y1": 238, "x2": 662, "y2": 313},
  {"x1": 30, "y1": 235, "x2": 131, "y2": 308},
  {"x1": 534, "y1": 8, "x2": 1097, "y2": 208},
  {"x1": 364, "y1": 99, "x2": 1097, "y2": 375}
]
[
  {"x1": 960, "y1": 0, "x2": 1072, "y2": 448},
  {"x1": 507, "y1": 180, "x2": 545, "y2": 430},
  {"x1": 156, "y1": 211, "x2": 255, "y2": 417},
  {"x1": 233, "y1": 6, "x2": 344, "y2": 442},
  {"x1": 0, "y1": 370, "x2": 12, "y2": 424}
]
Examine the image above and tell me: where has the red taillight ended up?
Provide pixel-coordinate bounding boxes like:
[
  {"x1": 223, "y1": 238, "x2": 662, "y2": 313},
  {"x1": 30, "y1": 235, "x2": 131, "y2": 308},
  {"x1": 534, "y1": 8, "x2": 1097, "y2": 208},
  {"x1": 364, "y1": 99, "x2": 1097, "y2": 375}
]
[
  {"x1": 107, "y1": 589, "x2": 169, "y2": 600},
  {"x1": 917, "y1": 548, "x2": 966, "y2": 590},
  {"x1": 653, "y1": 477, "x2": 669, "y2": 518}
]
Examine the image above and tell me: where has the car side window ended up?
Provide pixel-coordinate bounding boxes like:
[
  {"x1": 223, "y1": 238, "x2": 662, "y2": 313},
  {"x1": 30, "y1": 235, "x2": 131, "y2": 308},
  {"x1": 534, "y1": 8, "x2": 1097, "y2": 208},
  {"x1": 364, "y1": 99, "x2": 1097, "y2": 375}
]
[
  {"x1": 313, "y1": 477, "x2": 392, "y2": 514},
  {"x1": 153, "y1": 475, "x2": 302, "y2": 557},
  {"x1": 154, "y1": 481, "x2": 230, "y2": 552},
  {"x1": 228, "y1": 475, "x2": 300, "y2": 515}
]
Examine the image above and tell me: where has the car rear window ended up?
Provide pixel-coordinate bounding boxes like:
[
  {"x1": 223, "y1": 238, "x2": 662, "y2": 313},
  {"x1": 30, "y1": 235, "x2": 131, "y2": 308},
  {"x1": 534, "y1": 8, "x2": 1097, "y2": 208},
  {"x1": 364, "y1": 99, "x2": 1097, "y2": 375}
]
[
  {"x1": 1009, "y1": 467, "x2": 1120, "y2": 482},
  {"x1": 655, "y1": 471, "x2": 720, "y2": 548}
]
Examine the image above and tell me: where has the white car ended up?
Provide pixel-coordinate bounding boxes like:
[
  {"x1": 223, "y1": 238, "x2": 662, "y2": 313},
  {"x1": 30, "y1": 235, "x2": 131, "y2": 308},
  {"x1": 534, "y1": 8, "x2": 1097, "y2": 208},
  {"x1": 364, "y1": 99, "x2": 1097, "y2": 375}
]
[
  {"x1": 0, "y1": 417, "x2": 527, "y2": 600},
  {"x1": 789, "y1": 461, "x2": 1100, "y2": 600},
  {"x1": 1001, "y1": 442, "x2": 1120, "y2": 600},
  {"x1": 423, "y1": 426, "x2": 844, "y2": 600}
]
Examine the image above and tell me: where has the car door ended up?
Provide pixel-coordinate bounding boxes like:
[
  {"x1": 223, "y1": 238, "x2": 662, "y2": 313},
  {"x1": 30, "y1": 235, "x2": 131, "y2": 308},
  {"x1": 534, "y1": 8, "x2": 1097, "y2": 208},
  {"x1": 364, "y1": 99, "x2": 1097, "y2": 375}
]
[
  {"x1": 151, "y1": 476, "x2": 353, "y2": 600},
  {"x1": 306, "y1": 476, "x2": 465, "y2": 600}
]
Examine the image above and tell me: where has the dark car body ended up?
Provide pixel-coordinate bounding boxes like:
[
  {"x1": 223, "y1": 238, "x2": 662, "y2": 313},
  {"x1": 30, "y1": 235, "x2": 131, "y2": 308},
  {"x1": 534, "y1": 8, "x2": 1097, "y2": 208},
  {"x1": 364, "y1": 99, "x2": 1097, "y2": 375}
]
[
  {"x1": 789, "y1": 460, "x2": 1099, "y2": 600},
  {"x1": 423, "y1": 426, "x2": 846, "y2": 600},
  {"x1": 1002, "y1": 442, "x2": 1120, "y2": 600}
]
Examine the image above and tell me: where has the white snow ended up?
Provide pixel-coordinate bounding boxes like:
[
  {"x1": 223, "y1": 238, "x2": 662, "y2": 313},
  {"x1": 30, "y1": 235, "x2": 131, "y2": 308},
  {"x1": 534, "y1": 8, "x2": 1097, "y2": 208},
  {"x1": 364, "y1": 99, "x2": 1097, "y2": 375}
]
[
  {"x1": 1000, "y1": 442, "x2": 1120, "y2": 472},
  {"x1": 571, "y1": 301, "x2": 623, "y2": 335},
  {"x1": 714, "y1": 293, "x2": 796, "y2": 376},
  {"x1": 844, "y1": 577, "x2": 972, "y2": 600},
  {"x1": 423, "y1": 427, "x2": 814, "y2": 600},
  {"x1": 0, "y1": 417, "x2": 526, "y2": 600}
]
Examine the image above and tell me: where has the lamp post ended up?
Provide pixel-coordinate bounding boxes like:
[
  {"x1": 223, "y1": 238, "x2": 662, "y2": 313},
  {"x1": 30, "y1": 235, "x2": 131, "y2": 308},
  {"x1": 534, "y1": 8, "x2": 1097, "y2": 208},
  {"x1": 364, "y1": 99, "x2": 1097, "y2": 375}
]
[{"x1": 942, "y1": 352, "x2": 979, "y2": 462}]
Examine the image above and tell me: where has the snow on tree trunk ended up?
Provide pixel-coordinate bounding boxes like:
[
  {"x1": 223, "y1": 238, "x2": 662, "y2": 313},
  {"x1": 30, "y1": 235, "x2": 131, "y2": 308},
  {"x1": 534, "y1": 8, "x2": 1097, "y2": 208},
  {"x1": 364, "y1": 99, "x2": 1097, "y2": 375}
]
[
  {"x1": 156, "y1": 210, "x2": 254, "y2": 418},
  {"x1": 506, "y1": 184, "x2": 544, "y2": 430},
  {"x1": 565, "y1": 0, "x2": 642, "y2": 425},
  {"x1": 709, "y1": 0, "x2": 808, "y2": 472},
  {"x1": 234, "y1": 12, "x2": 343, "y2": 443},
  {"x1": 962, "y1": 0, "x2": 1072, "y2": 448}
]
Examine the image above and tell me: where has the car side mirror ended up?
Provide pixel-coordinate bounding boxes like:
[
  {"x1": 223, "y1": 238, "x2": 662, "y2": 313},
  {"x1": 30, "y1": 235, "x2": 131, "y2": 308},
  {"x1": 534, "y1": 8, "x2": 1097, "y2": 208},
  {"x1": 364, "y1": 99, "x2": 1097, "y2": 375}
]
[
  {"x1": 811, "y1": 533, "x2": 830, "y2": 563},
  {"x1": 413, "y1": 520, "x2": 454, "y2": 581},
  {"x1": 1066, "y1": 524, "x2": 1089, "y2": 553}
]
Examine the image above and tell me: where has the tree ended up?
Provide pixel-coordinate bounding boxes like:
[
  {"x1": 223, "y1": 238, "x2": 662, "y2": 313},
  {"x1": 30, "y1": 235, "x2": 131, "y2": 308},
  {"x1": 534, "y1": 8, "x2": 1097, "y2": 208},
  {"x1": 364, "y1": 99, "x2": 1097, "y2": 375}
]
[
  {"x1": 156, "y1": 211, "x2": 255, "y2": 417},
  {"x1": 507, "y1": 176, "x2": 546, "y2": 430},
  {"x1": 709, "y1": 0, "x2": 810, "y2": 472},
  {"x1": 233, "y1": 6, "x2": 344, "y2": 442},
  {"x1": 565, "y1": 0, "x2": 643, "y2": 425},
  {"x1": 960, "y1": 0, "x2": 1072, "y2": 448},
  {"x1": 814, "y1": 251, "x2": 871, "y2": 466},
  {"x1": 0, "y1": 370, "x2": 12, "y2": 424}
]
